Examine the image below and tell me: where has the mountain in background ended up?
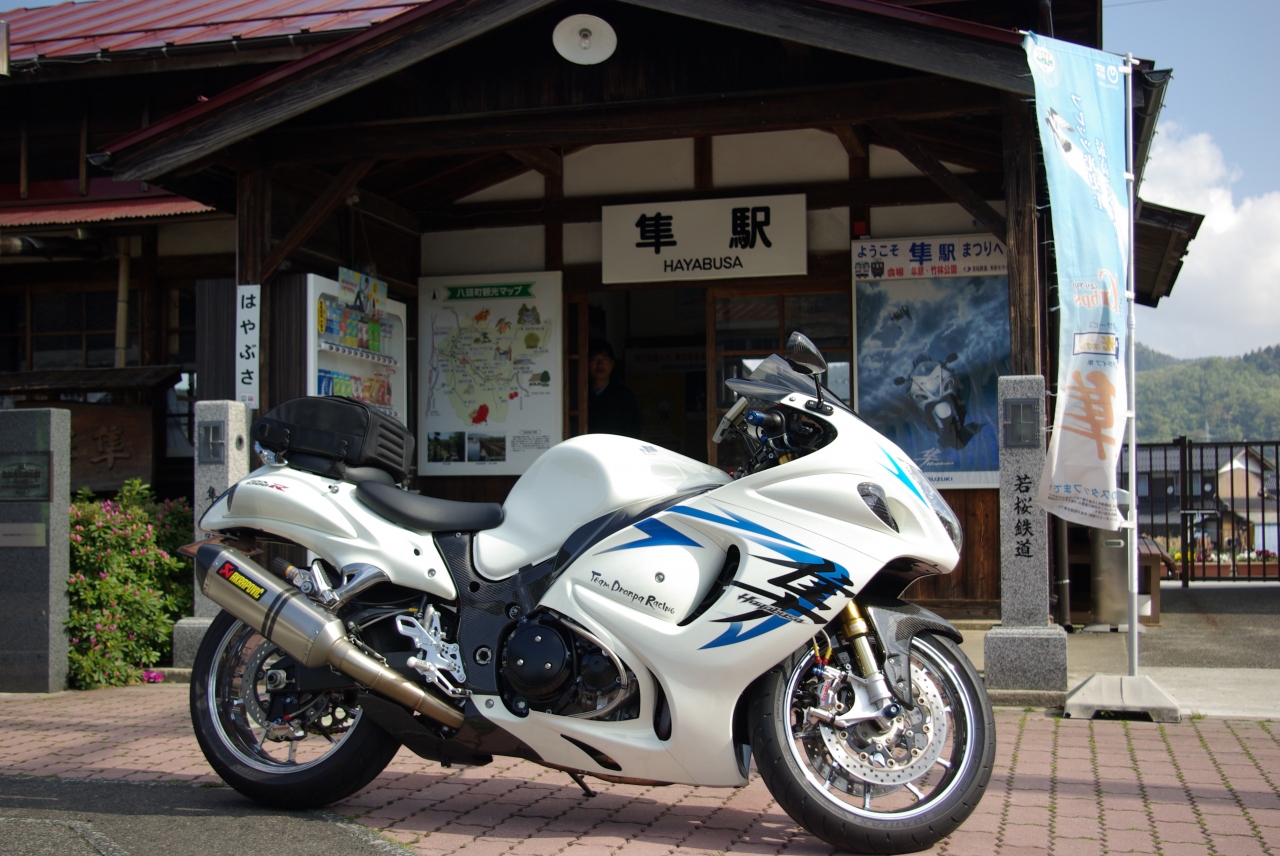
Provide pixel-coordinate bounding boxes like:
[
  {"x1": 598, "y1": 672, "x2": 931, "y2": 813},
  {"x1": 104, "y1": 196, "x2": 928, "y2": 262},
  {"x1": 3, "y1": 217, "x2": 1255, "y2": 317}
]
[
  {"x1": 1135, "y1": 342, "x2": 1184, "y2": 372},
  {"x1": 1134, "y1": 343, "x2": 1280, "y2": 441}
]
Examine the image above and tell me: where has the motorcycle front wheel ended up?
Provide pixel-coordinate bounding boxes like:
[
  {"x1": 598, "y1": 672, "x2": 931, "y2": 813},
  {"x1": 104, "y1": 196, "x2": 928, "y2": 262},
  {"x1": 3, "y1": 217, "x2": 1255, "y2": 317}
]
[
  {"x1": 191, "y1": 611, "x2": 402, "y2": 809},
  {"x1": 749, "y1": 631, "x2": 995, "y2": 855}
]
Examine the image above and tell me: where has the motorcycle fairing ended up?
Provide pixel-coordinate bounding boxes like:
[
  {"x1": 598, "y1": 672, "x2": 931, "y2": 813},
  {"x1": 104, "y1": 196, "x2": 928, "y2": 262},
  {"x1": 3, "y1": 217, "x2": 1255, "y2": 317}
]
[
  {"x1": 200, "y1": 466, "x2": 459, "y2": 601},
  {"x1": 474, "y1": 402, "x2": 960, "y2": 787}
]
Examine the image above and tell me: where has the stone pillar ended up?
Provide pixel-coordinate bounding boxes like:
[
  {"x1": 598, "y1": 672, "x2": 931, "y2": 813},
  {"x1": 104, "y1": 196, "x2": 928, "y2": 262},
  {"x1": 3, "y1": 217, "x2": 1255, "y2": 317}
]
[
  {"x1": 172, "y1": 401, "x2": 250, "y2": 667},
  {"x1": 984, "y1": 376, "x2": 1068, "y2": 692},
  {"x1": 0, "y1": 409, "x2": 70, "y2": 692}
]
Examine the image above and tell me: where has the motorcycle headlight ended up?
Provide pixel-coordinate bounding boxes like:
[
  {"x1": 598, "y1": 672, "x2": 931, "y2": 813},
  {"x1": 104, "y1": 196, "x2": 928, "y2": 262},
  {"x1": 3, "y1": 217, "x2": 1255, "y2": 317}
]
[{"x1": 905, "y1": 460, "x2": 963, "y2": 555}]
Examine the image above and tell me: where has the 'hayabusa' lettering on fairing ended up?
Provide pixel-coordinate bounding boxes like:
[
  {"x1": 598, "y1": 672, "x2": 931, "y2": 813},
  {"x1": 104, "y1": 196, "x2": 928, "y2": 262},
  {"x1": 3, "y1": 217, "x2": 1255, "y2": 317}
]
[
  {"x1": 717, "y1": 557, "x2": 854, "y2": 625},
  {"x1": 701, "y1": 556, "x2": 854, "y2": 649}
]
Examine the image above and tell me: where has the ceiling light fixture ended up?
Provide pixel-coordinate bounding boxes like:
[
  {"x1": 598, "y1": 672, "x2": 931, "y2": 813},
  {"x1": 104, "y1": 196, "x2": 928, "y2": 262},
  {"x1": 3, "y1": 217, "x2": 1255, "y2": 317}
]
[{"x1": 552, "y1": 14, "x2": 616, "y2": 66}]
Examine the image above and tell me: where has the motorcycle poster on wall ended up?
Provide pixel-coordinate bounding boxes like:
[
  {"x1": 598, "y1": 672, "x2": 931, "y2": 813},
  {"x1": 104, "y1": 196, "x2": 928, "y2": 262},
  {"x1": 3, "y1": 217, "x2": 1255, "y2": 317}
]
[{"x1": 854, "y1": 234, "x2": 1010, "y2": 489}]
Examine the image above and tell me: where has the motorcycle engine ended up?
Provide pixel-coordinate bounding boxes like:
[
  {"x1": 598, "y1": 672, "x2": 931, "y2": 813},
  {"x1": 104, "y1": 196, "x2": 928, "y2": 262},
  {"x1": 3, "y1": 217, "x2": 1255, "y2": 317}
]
[{"x1": 499, "y1": 614, "x2": 636, "y2": 719}]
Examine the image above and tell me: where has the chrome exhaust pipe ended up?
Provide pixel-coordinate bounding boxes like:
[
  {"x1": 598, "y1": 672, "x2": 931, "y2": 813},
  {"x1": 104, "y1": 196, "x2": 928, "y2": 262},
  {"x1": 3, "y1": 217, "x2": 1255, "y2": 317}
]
[{"x1": 192, "y1": 542, "x2": 465, "y2": 729}]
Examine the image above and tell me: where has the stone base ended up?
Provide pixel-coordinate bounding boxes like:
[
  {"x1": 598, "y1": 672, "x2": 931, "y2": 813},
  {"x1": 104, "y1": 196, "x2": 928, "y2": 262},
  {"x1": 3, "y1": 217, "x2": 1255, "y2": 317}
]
[
  {"x1": 983, "y1": 625, "x2": 1068, "y2": 691},
  {"x1": 986, "y1": 688, "x2": 1068, "y2": 709},
  {"x1": 1064, "y1": 674, "x2": 1181, "y2": 723},
  {"x1": 172, "y1": 617, "x2": 214, "y2": 669}
]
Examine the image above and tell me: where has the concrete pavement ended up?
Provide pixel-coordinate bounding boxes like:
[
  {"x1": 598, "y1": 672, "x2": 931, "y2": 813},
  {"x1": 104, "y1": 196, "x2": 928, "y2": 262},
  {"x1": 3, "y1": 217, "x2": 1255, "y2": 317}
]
[
  {"x1": 959, "y1": 581, "x2": 1280, "y2": 718},
  {"x1": 0, "y1": 775, "x2": 402, "y2": 855},
  {"x1": 1, "y1": 684, "x2": 1278, "y2": 856}
]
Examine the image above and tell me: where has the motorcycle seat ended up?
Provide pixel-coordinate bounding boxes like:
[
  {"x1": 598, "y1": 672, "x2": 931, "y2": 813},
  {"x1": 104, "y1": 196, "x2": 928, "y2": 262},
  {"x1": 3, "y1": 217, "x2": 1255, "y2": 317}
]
[{"x1": 355, "y1": 481, "x2": 505, "y2": 532}]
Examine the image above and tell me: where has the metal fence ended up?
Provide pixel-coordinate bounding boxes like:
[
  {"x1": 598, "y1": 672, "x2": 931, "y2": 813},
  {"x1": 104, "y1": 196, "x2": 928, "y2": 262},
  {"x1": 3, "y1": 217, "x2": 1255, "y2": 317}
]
[{"x1": 1120, "y1": 439, "x2": 1280, "y2": 583}]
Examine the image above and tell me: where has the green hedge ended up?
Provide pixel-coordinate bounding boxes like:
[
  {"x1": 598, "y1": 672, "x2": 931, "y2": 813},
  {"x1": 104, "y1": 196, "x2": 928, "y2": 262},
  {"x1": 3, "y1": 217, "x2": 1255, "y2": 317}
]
[{"x1": 66, "y1": 480, "x2": 194, "y2": 689}]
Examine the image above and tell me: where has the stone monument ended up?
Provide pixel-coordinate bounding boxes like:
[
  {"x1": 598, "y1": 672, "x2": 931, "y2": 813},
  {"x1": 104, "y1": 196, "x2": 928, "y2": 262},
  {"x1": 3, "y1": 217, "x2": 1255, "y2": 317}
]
[
  {"x1": 983, "y1": 375, "x2": 1068, "y2": 698},
  {"x1": 0, "y1": 409, "x2": 70, "y2": 692},
  {"x1": 172, "y1": 400, "x2": 250, "y2": 667}
]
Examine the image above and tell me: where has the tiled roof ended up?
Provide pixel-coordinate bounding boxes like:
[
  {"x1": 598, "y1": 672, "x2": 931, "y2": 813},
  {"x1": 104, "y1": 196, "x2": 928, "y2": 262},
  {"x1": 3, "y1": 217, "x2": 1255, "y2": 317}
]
[{"x1": 0, "y1": 0, "x2": 426, "y2": 61}]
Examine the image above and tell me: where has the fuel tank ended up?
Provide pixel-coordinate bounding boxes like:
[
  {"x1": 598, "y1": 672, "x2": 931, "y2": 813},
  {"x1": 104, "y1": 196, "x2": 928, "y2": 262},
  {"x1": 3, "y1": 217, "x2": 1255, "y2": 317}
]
[{"x1": 473, "y1": 435, "x2": 730, "y2": 579}]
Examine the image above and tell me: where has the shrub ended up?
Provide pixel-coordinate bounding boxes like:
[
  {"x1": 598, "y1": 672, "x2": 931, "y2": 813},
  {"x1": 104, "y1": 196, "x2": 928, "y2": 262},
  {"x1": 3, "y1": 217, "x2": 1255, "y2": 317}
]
[{"x1": 66, "y1": 480, "x2": 194, "y2": 689}]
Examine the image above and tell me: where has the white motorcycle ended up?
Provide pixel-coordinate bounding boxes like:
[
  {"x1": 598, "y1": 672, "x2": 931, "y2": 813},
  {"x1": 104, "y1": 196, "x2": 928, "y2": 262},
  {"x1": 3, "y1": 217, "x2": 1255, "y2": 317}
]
[{"x1": 184, "y1": 332, "x2": 994, "y2": 855}]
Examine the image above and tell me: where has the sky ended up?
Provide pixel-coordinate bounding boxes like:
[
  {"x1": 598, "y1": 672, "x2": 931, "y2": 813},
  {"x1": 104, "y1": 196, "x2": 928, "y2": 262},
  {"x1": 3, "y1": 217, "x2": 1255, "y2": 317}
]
[
  {"x1": 1104, "y1": 0, "x2": 1280, "y2": 359},
  {"x1": 3, "y1": 0, "x2": 1272, "y2": 358}
]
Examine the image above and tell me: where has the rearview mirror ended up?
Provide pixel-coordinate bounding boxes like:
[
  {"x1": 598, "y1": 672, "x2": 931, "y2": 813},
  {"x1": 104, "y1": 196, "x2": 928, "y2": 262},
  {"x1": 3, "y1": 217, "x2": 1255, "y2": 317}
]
[{"x1": 785, "y1": 331, "x2": 827, "y2": 376}]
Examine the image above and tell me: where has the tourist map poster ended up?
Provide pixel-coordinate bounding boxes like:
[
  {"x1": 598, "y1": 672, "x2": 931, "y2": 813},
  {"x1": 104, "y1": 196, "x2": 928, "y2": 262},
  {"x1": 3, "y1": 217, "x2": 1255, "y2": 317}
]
[
  {"x1": 854, "y1": 235, "x2": 1010, "y2": 489},
  {"x1": 419, "y1": 272, "x2": 562, "y2": 476}
]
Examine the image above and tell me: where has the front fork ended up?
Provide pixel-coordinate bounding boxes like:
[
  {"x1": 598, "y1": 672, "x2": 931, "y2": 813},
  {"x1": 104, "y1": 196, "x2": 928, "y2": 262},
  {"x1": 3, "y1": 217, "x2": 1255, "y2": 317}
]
[{"x1": 806, "y1": 600, "x2": 902, "y2": 731}]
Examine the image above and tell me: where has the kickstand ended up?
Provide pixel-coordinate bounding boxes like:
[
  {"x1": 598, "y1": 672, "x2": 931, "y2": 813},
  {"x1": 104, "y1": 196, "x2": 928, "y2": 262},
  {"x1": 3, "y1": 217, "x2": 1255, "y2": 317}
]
[{"x1": 567, "y1": 771, "x2": 596, "y2": 798}]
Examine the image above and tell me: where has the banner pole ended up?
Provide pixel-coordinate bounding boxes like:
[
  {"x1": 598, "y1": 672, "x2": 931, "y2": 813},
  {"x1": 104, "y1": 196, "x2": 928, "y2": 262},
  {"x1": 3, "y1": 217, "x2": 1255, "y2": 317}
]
[{"x1": 1123, "y1": 53, "x2": 1139, "y2": 678}]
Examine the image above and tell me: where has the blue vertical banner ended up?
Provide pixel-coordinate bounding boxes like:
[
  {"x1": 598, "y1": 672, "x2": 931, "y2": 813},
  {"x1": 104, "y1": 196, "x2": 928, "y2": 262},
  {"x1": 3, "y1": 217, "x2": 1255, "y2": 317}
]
[{"x1": 1026, "y1": 33, "x2": 1131, "y2": 529}]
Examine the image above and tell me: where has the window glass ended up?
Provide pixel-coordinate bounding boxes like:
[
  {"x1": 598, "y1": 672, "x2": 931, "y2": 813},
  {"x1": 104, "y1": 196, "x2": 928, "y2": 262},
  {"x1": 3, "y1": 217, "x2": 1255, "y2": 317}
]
[
  {"x1": 32, "y1": 292, "x2": 82, "y2": 333},
  {"x1": 0, "y1": 338, "x2": 25, "y2": 372},
  {"x1": 33, "y1": 335, "x2": 82, "y2": 370},
  {"x1": 784, "y1": 293, "x2": 851, "y2": 349},
  {"x1": 86, "y1": 334, "x2": 115, "y2": 368},
  {"x1": 85, "y1": 291, "x2": 116, "y2": 332},
  {"x1": 715, "y1": 296, "x2": 778, "y2": 351}
]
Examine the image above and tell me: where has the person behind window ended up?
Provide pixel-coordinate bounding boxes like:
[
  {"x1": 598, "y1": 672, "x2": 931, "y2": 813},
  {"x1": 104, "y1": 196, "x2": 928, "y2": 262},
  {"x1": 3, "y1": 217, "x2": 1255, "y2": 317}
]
[{"x1": 587, "y1": 338, "x2": 641, "y2": 439}]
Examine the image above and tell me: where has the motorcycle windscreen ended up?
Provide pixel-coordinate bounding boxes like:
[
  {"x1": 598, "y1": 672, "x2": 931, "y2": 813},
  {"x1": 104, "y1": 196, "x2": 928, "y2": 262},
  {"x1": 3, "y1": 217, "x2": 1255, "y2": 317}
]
[{"x1": 725, "y1": 354, "x2": 855, "y2": 415}]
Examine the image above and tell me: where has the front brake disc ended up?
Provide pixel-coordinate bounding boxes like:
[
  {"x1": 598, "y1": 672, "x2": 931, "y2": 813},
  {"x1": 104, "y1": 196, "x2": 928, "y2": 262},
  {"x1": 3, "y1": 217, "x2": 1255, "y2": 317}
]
[{"x1": 818, "y1": 662, "x2": 950, "y2": 786}]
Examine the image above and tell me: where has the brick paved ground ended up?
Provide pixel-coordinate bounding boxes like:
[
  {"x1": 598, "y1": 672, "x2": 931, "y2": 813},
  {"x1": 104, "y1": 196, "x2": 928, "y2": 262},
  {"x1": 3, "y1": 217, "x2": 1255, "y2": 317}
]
[{"x1": 1, "y1": 685, "x2": 1278, "y2": 855}]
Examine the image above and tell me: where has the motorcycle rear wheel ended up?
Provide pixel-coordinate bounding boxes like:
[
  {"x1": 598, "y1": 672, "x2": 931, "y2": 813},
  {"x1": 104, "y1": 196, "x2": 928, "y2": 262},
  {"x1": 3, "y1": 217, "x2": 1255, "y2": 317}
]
[
  {"x1": 190, "y1": 610, "x2": 402, "y2": 809},
  {"x1": 749, "y1": 631, "x2": 994, "y2": 855}
]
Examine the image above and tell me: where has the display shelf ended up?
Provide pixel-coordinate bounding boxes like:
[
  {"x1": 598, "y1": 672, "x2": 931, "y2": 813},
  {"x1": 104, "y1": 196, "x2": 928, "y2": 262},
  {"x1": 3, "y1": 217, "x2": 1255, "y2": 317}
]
[
  {"x1": 319, "y1": 340, "x2": 399, "y2": 366},
  {"x1": 305, "y1": 273, "x2": 407, "y2": 420}
]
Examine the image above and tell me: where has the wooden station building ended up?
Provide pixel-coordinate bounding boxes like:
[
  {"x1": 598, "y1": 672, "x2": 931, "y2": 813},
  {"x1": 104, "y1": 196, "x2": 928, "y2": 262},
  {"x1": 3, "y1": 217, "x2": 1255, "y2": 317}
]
[{"x1": 0, "y1": 0, "x2": 1202, "y2": 614}]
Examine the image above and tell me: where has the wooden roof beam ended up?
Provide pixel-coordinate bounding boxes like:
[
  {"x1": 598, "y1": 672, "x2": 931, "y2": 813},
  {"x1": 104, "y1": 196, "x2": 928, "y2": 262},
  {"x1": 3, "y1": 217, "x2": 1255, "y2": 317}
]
[
  {"x1": 273, "y1": 163, "x2": 420, "y2": 234},
  {"x1": 619, "y1": 0, "x2": 1033, "y2": 95},
  {"x1": 419, "y1": 171, "x2": 1005, "y2": 229},
  {"x1": 866, "y1": 118, "x2": 1006, "y2": 241},
  {"x1": 261, "y1": 77, "x2": 999, "y2": 164},
  {"x1": 261, "y1": 158, "x2": 375, "y2": 282},
  {"x1": 109, "y1": 0, "x2": 561, "y2": 182},
  {"x1": 831, "y1": 124, "x2": 868, "y2": 158},
  {"x1": 508, "y1": 148, "x2": 563, "y2": 178}
]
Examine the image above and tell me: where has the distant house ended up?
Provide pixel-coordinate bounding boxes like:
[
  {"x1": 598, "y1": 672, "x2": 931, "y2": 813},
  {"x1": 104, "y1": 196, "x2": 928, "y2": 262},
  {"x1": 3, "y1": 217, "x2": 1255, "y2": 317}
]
[{"x1": 1128, "y1": 443, "x2": 1279, "y2": 552}]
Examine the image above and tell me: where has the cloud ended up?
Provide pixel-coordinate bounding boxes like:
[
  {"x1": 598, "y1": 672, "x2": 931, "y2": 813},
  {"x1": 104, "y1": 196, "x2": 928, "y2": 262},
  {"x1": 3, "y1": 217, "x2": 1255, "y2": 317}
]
[{"x1": 1136, "y1": 122, "x2": 1280, "y2": 358}]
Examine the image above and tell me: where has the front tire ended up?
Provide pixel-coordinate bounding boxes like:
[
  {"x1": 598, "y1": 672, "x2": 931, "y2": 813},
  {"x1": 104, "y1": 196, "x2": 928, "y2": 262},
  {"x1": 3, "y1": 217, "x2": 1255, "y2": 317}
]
[
  {"x1": 191, "y1": 610, "x2": 402, "y2": 809},
  {"x1": 749, "y1": 632, "x2": 995, "y2": 854}
]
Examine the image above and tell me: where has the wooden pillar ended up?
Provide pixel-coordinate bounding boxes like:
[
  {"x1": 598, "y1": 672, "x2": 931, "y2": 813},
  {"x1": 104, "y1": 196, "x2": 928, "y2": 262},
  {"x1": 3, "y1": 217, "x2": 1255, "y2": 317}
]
[
  {"x1": 694, "y1": 136, "x2": 713, "y2": 191},
  {"x1": 833, "y1": 125, "x2": 870, "y2": 238},
  {"x1": 1004, "y1": 91, "x2": 1040, "y2": 376},
  {"x1": 544, "y1": 151, "x2": 563, "y2": 270},
  {"x1": 114, "y1": 237, "x2": 131, "y2": 368},
  {"x1": 18, "y1": 115, "x2": 29, "y2": 200},
  {"x1": 236, "y1": 168, "x2": 271, "y2": 408},
  {"x1": 78, "y1": 107, "x2": 89, "y2": 196},
  {"x1": 236, "y1": 168, "x2": 271, "y2": 286},
  {"x1": 138, "y1": 227, "x2": 161, "y2": 365}
]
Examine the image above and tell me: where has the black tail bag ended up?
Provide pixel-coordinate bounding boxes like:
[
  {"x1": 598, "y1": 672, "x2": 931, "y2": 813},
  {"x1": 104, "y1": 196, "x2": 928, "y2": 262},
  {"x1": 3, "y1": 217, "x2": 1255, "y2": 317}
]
[{"x1": 252, "y1": 396, "x2": 414, "y2": 483}]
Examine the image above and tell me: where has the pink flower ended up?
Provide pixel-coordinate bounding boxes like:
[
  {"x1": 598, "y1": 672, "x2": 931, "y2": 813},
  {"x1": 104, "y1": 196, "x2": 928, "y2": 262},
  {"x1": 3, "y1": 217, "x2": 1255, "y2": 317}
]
[
  {"x1": 95, "y1": 623, "x2": 102, "y2": 630},
  {"x1": 99, "y1": 572, "x2": 107, "y2": 579},
  {"x1": 142, "y1": 670, "x2": 164, "y2": 683},
  {"x1": 70, "y1": 638, "x2": 79, "y2": 644}
]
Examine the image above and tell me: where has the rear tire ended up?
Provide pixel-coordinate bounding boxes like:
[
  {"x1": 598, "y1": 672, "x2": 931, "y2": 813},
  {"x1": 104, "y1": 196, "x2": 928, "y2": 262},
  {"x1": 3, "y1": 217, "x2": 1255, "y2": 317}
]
[
  {"x1": 749, "y1": 632, "x2": 995, "y2": 854},
  {"x1": 191, "y1": 610, "x2": 402, "y2": 809}
]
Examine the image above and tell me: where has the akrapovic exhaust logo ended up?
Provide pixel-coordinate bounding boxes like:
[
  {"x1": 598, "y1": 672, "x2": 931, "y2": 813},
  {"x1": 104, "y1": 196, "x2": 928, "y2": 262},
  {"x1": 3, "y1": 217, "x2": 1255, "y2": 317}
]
[{"x1": 216, "y1": 560, "x2": 266, "y2": 601}]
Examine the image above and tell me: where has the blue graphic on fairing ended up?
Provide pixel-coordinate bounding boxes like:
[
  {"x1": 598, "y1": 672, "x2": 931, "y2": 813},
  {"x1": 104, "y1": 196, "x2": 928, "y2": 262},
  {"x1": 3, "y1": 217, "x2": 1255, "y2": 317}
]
[
  {"x1": 598, "y1": 517, "x2": 701, "y2": 553},
  {"x1": 668, "y1": 505, "x2": 804, "y2": 546},
  {"x1": 879, "y1": 447, "x2": 926, "y2": 505},
  {"x1": 701, "y1": 615, "x2": 790, "y2": 648},
  {"x1": 665, "y1": 505, "x2": 854, "y2": 649},
  {"x1": 669, "y1": 504, "x2": 824, "y2": 564},
  {"x1": 701, "y1": 557, "x2": 854, "y2": 650}
]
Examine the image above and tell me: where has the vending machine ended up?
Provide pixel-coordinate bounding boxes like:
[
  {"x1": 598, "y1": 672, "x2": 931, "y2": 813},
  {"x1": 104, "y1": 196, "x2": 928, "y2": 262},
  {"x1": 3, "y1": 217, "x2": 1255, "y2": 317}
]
[{"x1": 304, "y1": 270, "x2": 407, "y2": 420}]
